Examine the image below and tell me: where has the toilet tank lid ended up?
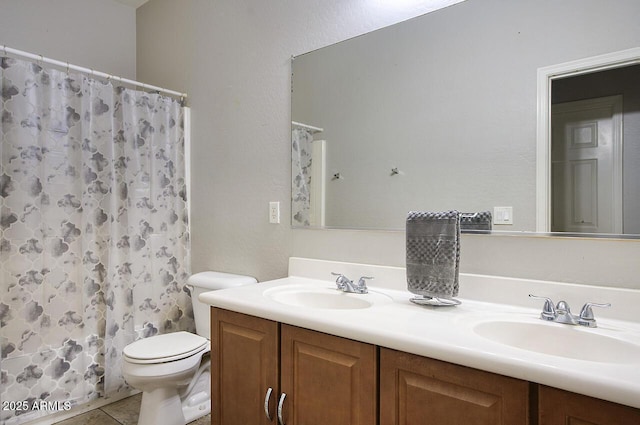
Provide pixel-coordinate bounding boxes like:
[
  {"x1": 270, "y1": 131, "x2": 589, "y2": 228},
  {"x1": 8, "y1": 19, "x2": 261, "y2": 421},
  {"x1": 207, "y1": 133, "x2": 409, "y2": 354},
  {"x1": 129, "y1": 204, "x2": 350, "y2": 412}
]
[{"x1": 187, "y1": 271, "x2": 257, "y2": 290}]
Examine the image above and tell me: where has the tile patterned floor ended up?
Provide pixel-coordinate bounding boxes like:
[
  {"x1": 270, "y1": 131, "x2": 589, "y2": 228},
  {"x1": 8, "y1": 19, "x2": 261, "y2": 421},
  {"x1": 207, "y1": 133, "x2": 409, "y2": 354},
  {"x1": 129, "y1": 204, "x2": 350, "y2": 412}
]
[{"x1": 53, "y1": 394, "x2": 211, "y2": 425}]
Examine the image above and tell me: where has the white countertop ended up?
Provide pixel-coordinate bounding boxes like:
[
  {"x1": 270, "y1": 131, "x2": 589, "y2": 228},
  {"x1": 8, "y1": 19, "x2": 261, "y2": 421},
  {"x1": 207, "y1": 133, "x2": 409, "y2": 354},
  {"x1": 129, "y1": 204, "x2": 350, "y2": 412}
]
[{"x1": 199, "y1": 258, "x2": 640, "y2": 409}]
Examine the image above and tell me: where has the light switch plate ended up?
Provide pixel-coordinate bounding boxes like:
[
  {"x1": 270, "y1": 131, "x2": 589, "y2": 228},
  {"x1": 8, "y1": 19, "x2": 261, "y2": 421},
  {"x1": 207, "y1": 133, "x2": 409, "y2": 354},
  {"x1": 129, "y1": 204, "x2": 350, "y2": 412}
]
[
  {"x1": 493, "y1": 206, "x2": 513, "y2": 225},
  {"x1": 269, "y1": 201, "x2": 280, "y2": 224}
]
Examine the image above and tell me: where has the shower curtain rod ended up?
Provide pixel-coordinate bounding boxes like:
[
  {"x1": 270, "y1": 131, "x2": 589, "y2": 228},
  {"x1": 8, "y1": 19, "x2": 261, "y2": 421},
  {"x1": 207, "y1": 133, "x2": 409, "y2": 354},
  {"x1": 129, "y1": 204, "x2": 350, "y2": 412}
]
[
  {"x1": 292, "y1": 121, "x2": 324, "y2": 133},
  {"x1": 2, "y1": 44, "x2": 188, "y2": 100}
]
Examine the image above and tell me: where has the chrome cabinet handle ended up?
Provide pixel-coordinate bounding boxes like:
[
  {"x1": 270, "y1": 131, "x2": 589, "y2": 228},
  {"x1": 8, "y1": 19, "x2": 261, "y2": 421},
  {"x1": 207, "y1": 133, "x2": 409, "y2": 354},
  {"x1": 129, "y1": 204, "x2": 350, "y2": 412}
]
[
  {"x1": 264, "y1": 387, "x2": 273, "y2": 421},
  {"x1": 277, "y1": 393, "x2": 287, "y2": 425}
]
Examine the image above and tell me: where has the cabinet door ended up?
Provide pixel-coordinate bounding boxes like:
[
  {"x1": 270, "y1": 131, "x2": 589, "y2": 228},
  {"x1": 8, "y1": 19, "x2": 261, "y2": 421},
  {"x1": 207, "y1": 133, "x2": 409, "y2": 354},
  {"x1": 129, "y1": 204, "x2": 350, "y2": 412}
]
[
  {"x1": 539, "y1": 385, "x2": 640, "y2": 425},
  {"x1": 280, "y1": 325, "x2": 377, "y2": 425},
  {"x1": 380, "y1": 348, "x2": 530, "y2": 425},
  {"x1": 211, "y1": 308, "x2": 279, "y2": 425}
]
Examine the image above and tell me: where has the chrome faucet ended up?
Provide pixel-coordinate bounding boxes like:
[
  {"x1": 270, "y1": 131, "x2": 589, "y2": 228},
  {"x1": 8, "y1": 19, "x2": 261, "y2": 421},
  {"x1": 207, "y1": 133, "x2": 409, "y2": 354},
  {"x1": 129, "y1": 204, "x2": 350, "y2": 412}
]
[
  {"x1": 577, "y1": 302, "x2": 613, "y2": 328},
  {"x1": 331, "y1": 273, "x2": 372, "y2": 294},
  {"x1": 529, "y1": 295, "x2": 611, "y2": 328}
]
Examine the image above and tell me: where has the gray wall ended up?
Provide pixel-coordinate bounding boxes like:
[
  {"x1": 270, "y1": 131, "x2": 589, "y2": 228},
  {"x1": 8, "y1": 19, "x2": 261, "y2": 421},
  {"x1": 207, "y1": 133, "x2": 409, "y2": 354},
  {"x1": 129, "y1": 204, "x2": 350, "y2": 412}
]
[
  {"x1": 137, "y1": 0, "x2": 640, "y2": 288},
  {"x1": 0, "y1": 0, "x2": 136, "y2": 79},
  {"x1": 136, "y1": 0, "x2": 464, "y2": 280}
]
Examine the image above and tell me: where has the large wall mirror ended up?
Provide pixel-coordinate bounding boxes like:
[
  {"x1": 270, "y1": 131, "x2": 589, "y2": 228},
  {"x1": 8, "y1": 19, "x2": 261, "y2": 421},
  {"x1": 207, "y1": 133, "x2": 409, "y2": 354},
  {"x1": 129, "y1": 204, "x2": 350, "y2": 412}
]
[{"x1": 291, "y1": 0, "x2": 640, "y2": 237}]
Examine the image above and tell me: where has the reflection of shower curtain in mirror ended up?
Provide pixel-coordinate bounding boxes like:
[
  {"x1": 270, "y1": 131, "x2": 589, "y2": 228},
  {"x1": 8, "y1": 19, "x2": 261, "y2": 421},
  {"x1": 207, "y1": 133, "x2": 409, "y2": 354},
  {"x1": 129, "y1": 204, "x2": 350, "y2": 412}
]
[
  {"x1": 292, "y1": 128, "x2": 313, "y2": 226},
  {"x1": 0, "y1": 56, "x2": 192, "y2": 425}
]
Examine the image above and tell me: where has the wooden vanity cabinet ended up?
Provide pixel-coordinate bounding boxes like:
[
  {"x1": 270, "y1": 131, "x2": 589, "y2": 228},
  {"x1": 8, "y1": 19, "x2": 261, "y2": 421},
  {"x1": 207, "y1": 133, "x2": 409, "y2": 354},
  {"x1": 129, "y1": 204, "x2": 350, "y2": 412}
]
[
  {"x1": 211, "y1": 308, "x2": 279, "y2": 425},
  {"x1": 280, "y1": 324, "x2": 377, "y2": 425},
  {"x1": 212, "y1": 308, "x2": 640, "y2": 425},
  {"x1": 538, "y1": 385, "x2": 640, "y2": 425},
  {"x1": 211, "y1": 308, "x2": 377, "y2": 425},
  {"x1": 379, "y1": 348, "x2": 530, "y2": 425}
]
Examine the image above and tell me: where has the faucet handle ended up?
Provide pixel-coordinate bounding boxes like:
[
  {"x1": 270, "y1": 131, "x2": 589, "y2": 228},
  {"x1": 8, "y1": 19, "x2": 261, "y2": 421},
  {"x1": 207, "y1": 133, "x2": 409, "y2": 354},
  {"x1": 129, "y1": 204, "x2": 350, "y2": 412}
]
[
  {"x1": 331, "y1": 272, "x2": 352, "y2": 289},
  {"x1": 357, "y1": 276, "x2": 373, "y2": 284},
  {"x1": 578, "y1": 302, "x2": 611, "y2": 328},
  {"x1": 331, "y1": 272, "x2": 349, "y2": 280},
  {"x1": 528, "y1": 294, "x2": 556, "y2": 321},
  {"x1": 355, "y1": 276, "x2": 373, "y2": 293}
]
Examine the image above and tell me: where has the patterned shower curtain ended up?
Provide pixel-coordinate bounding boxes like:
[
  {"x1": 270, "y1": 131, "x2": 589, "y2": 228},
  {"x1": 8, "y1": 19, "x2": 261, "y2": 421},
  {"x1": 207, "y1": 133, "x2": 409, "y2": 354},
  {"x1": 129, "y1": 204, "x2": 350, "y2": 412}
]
[
  {"x1": 291, "y1": 128, "x2": 313, "y2": 226},
  {"x1": 0, "y1": 57, "x2": 192, "y2": 425}
]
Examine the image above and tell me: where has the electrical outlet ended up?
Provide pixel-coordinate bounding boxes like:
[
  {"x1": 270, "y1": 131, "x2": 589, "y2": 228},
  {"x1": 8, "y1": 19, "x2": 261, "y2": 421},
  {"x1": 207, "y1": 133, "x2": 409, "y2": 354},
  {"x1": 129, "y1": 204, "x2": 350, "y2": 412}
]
[{"x1": 269, "y1": 202, "x2": 280, "y2": 224}]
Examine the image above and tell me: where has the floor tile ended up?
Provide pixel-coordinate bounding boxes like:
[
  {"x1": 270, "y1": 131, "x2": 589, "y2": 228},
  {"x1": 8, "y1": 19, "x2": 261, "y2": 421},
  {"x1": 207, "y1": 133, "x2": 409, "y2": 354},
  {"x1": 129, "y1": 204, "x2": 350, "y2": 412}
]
[
  {"x1": 100, "y1": 394, "x2": 141, "y2": 425},
  {"x1": 189, "y1": 413, "x2": 211, "y2": 425},
  {"x1": 53, "y1": 393, "x2": 210, "y2": 425},
  {"x1": 53, "y1": 409, "x2": 121, "y2": 425}
]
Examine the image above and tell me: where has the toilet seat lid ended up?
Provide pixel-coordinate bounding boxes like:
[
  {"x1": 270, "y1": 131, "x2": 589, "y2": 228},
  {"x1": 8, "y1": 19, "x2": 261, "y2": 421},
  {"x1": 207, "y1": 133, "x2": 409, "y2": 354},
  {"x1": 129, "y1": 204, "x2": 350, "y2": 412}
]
[{"x1": 123, "y1": 331, "x2": 208, "y2": 363}]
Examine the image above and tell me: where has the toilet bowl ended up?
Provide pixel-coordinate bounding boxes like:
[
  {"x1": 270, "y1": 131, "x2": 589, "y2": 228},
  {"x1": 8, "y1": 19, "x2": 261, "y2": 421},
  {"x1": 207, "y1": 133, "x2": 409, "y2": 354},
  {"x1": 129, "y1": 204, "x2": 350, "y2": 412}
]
[
  {"x1": 122, "y1": 272, "x2": 257, "y2": 425},
  {"x1": 122, "y1": 332, "x2": 210, "y2": 425}
]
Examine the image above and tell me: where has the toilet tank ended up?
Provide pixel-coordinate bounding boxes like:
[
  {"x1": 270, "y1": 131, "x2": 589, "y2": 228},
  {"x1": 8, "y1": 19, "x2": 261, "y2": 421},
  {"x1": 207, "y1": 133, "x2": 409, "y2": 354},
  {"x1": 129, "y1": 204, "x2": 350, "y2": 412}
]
[{"x1": 187, "y1": 271, "x2": 257, "y2": 338}]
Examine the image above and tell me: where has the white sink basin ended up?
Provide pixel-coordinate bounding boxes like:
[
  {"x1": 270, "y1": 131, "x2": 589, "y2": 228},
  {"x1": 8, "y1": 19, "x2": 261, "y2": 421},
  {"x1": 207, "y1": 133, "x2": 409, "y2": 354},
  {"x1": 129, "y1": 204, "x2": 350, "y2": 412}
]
[
  {"x1": 264, "y1": 284, "x2": 393, "y2": 310},
  {"x1": 473, "y1": 320, "x2": 640, "y2": 364}
]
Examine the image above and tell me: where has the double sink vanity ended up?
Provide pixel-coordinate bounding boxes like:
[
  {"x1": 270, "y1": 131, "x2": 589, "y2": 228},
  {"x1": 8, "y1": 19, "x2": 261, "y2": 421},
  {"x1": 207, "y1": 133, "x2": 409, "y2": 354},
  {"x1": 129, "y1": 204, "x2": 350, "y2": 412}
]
[{"x1": 200, "y1": 257, "x2": 640, "y2": 425}]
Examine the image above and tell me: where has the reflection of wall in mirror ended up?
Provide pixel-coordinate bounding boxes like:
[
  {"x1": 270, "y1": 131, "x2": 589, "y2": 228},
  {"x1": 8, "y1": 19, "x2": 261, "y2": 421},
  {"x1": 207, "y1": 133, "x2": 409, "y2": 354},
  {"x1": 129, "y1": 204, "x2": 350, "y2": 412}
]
[{"x1": 291, "y1": 0, "x2": 640, "y2": 232}]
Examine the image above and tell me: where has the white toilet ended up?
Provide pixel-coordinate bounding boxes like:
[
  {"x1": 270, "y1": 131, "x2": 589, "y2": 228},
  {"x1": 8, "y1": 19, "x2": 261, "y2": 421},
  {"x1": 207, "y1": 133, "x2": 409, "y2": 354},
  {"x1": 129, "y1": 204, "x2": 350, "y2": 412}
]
[{"x1": 122, "y1": 271, "x2": 257, "y2": 425}]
